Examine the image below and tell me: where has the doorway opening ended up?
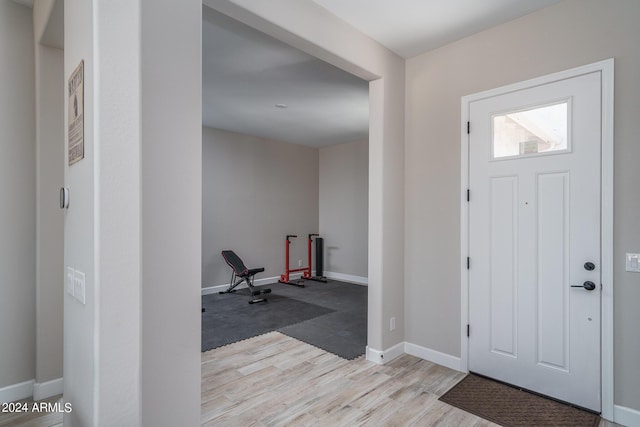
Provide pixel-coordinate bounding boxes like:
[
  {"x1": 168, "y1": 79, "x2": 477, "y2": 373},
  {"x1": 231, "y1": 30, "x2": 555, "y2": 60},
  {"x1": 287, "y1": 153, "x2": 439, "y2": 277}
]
[{"x1": 200, "y1": 5, "x2": 370, "y2": 360}]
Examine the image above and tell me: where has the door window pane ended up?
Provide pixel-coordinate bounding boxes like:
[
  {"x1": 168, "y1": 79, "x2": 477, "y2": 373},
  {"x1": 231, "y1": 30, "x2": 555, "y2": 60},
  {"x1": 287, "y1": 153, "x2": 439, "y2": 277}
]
[{"x1": 492, "y1": 101, "x2": 569, "y2": 159}]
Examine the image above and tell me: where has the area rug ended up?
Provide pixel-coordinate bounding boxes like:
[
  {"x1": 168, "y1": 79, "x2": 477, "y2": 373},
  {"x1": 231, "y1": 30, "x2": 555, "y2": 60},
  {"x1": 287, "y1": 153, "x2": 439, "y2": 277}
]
[
  {"x1": 439, "y1": 373, "x2": 600, "y2": 427},
  {"x1": 201, "y1": 290, "x2": 333, "y2": 352}
]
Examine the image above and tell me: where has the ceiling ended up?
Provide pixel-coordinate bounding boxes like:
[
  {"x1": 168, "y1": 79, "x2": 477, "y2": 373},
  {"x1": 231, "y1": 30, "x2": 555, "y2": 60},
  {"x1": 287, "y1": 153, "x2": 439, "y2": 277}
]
[
  {"x1": 204, "y1": 1, "x2": 562, "y2": 148},
  {"x1": 17, "y1": 1, "x2": 562, "y2": 148},
  {"x1": 312, "y1": 0, "x2": 562, "y2": 58},
  {"x1": 202, "y1": 7, "x2": 370, "y2": 148}
]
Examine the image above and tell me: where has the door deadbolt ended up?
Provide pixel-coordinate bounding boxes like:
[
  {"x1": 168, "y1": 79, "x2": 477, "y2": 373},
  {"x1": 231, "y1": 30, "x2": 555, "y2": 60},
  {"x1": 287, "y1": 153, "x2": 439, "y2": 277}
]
[{"x1": 584, "y1": 262, "x2": 596, "y2": 271}]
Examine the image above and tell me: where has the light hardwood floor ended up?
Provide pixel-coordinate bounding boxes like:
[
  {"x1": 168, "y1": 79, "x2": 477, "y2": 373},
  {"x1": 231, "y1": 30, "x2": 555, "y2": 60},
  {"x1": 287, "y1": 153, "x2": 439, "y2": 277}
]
[
  {"x1": 202, "y1": 332, "x2": 620, "y2": 427},
  {"x1": 202, "y1": 331, "x2": 493, "y2": 426},
  {"x1": 0, "y1": 395, "x2": 63, "y2": 427},
  {"x1": 0, "y1": 332, "x2": 621, "y2": 426}
]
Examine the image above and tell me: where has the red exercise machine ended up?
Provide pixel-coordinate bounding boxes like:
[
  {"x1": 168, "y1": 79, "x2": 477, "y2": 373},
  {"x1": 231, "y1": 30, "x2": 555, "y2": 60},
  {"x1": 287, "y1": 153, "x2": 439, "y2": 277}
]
[{"x1": 279, "y1": 234, "x2": 327, "y2": 287}]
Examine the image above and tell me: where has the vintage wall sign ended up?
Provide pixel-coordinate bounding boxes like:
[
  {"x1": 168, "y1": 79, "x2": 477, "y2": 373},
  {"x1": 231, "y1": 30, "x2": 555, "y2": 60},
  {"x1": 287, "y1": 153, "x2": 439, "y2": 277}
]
[{"x1": 68, "y1": 60, "x2": 84, "y2": 165}]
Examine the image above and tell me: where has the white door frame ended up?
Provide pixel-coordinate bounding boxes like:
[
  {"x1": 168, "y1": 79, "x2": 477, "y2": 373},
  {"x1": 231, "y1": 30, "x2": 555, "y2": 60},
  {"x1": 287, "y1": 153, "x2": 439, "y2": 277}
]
[{"x1": 460, "y1": 59, "x2": 614, "y2": 419}]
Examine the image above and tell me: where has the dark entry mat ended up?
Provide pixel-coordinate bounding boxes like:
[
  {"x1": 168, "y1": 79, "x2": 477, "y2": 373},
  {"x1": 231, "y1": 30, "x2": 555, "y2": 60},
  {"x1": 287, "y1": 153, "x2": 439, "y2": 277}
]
[
  {"x1": 201, "y1": 290, "x2": 334, "y2": 352},
  {"x1": 439, "y1": 374, "x2": 600, "y2": 427}
]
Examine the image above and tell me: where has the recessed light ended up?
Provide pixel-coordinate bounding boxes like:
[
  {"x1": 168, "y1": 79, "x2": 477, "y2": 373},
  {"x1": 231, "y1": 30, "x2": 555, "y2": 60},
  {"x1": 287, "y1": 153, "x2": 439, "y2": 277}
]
[{"x1": 275, "y1": 103, "x2": 288, "y2": 109}]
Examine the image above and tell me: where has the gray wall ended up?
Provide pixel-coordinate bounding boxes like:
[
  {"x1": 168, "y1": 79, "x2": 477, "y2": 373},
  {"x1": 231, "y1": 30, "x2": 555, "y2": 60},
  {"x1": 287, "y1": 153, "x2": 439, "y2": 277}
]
[
  {"x1": 404, "y1": 0, "x2": 640, "y2": 412},
  {"x1": 0, "y1": 0, "x2": 36, "y2": 392},
  {"x1": 202, "y1": 127, "x2": 319, "y2": 287},
  {"x1": 319, "y1": 139, "x2": 368, "y2": 279}
]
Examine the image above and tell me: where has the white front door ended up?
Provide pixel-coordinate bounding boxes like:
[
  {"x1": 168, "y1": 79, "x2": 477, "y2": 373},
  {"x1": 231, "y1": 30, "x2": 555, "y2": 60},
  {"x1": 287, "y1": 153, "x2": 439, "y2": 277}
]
[{"x1": 468, "y1": 71, "x2": 602, "y2": 411}]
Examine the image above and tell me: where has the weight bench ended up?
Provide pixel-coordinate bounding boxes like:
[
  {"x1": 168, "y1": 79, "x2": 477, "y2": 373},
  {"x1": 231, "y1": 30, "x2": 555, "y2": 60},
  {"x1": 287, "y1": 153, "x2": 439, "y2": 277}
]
[{"x1": 220, "y1": 250, "x2": 271, "y2": 304}]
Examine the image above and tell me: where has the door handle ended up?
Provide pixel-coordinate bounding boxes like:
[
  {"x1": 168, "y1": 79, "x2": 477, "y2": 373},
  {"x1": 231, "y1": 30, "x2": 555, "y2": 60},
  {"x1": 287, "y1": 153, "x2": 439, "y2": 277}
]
[
  {"x1": 60, "y1": 187, "x2": 70, "y2": 209},
  {"x1": 571, "y1": 281, "x2": 596, "y2": 291}
]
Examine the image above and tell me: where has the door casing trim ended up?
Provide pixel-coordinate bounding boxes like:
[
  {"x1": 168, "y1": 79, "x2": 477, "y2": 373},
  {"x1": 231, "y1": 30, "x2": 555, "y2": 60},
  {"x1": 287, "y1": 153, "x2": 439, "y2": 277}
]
[{"x1": 460, "y1": 59, "x2": 614, "y2": 420}]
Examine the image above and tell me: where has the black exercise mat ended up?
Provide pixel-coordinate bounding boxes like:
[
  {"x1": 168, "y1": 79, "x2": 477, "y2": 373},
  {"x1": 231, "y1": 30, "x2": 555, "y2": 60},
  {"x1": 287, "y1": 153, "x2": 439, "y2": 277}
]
[
  {"x1": 275, "y1": 280, "x2": 367, "y2": 359},
  {"x1": 278, "y1": 309, "x2": 367, "y2": 360},
  {"x1": 201, "y1": 280, "x2": 368, "y2": 359},
  {"x1": 274, "y1": 279, "x2": 367, "y2": 312},
  {"x1": 440, "y1": 373, "x2": 601, "y2": 427},
  {"x1": 201, "y1": 290, "x2": 334, "y2": 352}
]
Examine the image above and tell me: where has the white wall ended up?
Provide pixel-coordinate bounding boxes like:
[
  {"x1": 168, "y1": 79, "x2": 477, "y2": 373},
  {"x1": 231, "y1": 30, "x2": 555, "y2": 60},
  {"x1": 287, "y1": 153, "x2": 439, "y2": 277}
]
[
  {"x1": 202, "y1": 127, "x2": 319, "y2": 288},
  {"x1": 404, "y1": 0, "x2": 640, "y2": 415},
  {"x1": 0, "y1": 0, "x2": 36, "y2": 395},
  {"x1": 33, "y1": 0, "x2": 64, "y2": 394},
  {"x1": 319, "y1": 139, "x2": 368, "y2": 279},
  {"x1": 63, "y1": 0, "x2": 96, "y2": 422},
  {"x1": 62, "y1": 0, "x2": 201, "y2": 425},
  {"x1": 140, "y1": 0, "x2": 202, "y2": 425},
  {"x1": 207, "y1": 0, "x2": 406, "y2": 356},
  {"x1": 94, "y1": 0, "x2": 142, "y2": 424}
]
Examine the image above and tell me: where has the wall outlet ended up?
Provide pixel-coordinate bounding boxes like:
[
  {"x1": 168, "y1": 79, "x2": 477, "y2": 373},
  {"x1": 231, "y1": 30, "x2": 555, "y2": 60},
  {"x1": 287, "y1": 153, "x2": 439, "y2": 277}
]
[
  {"x1": 390, "y1": 317, "x2": 396, "y2": 331},
  {"x1": 66, "y1": 267, "x2": 75, "y2": 296},
  {"x1": 626, "y1": 253, "x2": 640, "y2": 272},
  {"x1": 298, "y1": 259, "x2": 303, "y2": 267}
]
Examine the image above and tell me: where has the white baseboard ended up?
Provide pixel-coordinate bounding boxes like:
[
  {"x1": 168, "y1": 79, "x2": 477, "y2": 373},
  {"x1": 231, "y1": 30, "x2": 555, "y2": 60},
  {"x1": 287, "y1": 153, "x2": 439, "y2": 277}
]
[
  {"x1": 0, "y1": 379, "x2": 34, "y2": 403},
  {"x1": 324, "y1": 271, "x2": 368, "y2": 285},
  {"x1": 404, "y1": 342, "x2": 463, "y2": 372},
  {"x1": 202, "y1": 274, "x2": 293, "y2": 295},
  {"x1": 33, "y1": 377, "x2": 63, "y2": 401},
  {"x1": 366, "y1": 346, "x2": 384, "y2": 364},
  {"x1": 202, "y1": 271, "x2": 367, "y2": 295},
  {"x1": 614, "y1": 404, "x2": 640, "y2": 426},
  {"x1": 384, "y1": 342, "x2": 404, "y2": 362},
  {"x1": 366, "y1": 342, "x2": 404, "y2": 365}
]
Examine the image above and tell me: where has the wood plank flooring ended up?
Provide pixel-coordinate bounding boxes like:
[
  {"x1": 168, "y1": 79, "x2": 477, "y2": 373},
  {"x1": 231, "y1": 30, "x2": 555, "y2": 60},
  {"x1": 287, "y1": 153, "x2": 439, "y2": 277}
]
[
  {"x1": 1, "y1": 332, "x2": 621, "y2": 426},
  {"x1": 202, "y1": 332, "x2": 620, "y2": 427},
  {"x1": 202, "y1": 331, "x2": 492, "y2": 426},
  {"x1": 0, "y1": 395, "x2": 63, "y2": 427}
]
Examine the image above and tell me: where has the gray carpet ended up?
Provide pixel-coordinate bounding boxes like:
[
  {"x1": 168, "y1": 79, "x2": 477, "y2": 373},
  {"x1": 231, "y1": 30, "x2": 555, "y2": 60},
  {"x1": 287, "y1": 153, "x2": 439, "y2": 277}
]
[{"x1": 201, "y1": 279, "x2": 367, "y2": 359}]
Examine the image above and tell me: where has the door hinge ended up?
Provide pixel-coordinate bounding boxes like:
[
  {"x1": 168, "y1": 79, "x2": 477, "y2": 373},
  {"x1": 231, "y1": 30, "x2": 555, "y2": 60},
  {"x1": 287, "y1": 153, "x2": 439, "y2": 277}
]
[
  {"x1": 467, "y1": 121, "x2": 470, "y2": 134},
  {"x1": 467, "y1": 324, "x2": 470, "y2": 337},
  {"x1": 467, "y1": 189, "x2": 470, "y2": 202},
  {"x1": 467, "y1": 257, "x2": 470, "y2": 269}
]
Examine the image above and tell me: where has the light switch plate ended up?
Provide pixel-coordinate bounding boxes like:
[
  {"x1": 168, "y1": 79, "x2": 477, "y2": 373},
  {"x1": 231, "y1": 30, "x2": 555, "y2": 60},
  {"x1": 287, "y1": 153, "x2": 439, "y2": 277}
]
[
  {"x1": 74, "y1": 270, "x2": 86, "y2": 304},
  {"x1": 626, "y1": 253, "x2": 640, "y2": 273},
  {"x1": 66, "y1": 267, "x2": 75, "y2": 296}
]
